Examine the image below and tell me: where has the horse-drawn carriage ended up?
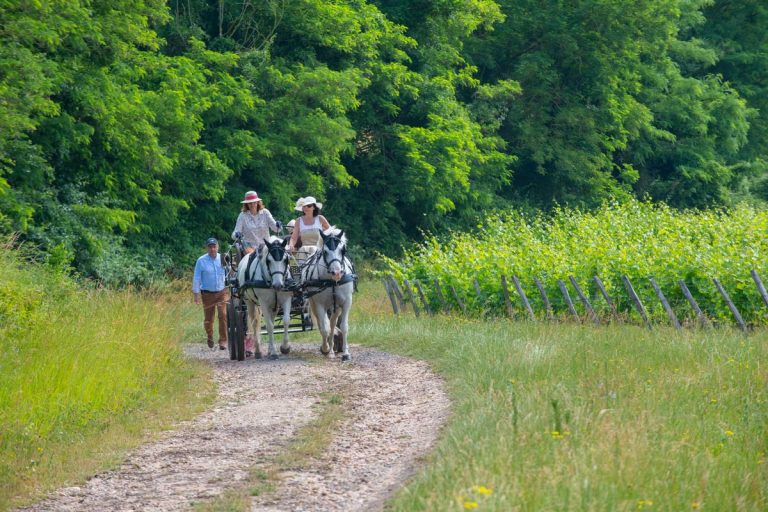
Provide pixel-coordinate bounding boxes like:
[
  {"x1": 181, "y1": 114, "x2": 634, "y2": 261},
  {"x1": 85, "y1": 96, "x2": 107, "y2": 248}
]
[
  {"x1": 224, "y1": 233, "x2": 312, "y2": 361},
  {"x1": 224, "y1": 228, "x2": 355, "y2": 361}
]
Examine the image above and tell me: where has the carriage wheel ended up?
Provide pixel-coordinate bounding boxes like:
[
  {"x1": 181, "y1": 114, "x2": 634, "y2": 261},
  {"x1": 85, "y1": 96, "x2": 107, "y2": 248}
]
[{"x1": 227, "y1": 297, "x2": 246, "y2": 361}]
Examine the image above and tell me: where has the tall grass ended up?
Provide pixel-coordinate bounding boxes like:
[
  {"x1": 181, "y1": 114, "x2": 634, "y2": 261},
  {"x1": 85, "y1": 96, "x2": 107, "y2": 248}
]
[
  {"x1": 0, "y1": 248, "x2": 213, "y2": 509},
  {"x1": 352, "y1": 280, "x2": 768, "y2": 511}
]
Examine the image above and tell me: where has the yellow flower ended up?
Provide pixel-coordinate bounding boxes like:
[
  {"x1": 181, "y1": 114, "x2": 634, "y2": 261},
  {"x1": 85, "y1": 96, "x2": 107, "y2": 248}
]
[
  {"x1": 636, "y1": 499, "x2": 654, "y2": 509},
  {"x1": 464, "y1": 501, "x2": 479, "y2": 509},
  {"x1": 725, "y1": 430, "x2": 734, "y2": 437},
  {"x1": 472, "y1": 485, "x2": 493, "y2": 496},
  {"x1": 691, "y1": 502, "x2": 701, "y2": 510}
]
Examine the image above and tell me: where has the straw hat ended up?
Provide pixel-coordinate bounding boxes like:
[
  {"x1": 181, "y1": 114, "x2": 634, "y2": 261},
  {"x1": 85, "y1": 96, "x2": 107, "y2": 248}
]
[{"x1": 241, "y1": 191, "x2": 262, "y2": 204}]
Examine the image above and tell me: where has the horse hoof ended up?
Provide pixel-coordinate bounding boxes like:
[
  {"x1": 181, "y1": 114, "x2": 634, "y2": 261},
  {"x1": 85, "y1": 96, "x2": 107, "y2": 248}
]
[
  {"x1": 280, "y1": 346, "x2": 290, "y2": 355},
  {"x1": 254, "y1": 351, "x2": 262, "y2": 359},
  {"x1": 320, "y1": 348, "x2": 330, "y2": 356},
  {"x1": 341, "y1": 354, "x2": 351, "y2": 362},
  {"x1": 269, "y1": 354, "x2": 279, "y2": 360}
]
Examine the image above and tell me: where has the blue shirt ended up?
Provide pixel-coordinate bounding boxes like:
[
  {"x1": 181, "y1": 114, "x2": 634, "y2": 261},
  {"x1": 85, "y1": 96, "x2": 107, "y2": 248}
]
[{"x1": 192, "y1": 253, "x2": 226, "y2": 293}]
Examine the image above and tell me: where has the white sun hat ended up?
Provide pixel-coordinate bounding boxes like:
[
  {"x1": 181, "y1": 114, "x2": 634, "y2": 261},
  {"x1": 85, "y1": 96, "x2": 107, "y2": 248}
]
[
  {"x1": 293, "y1": 197, "x2": 306, "y2": 211},
  {"x1": 301, "y1": 196, "x2": 323, "y2": 210}
]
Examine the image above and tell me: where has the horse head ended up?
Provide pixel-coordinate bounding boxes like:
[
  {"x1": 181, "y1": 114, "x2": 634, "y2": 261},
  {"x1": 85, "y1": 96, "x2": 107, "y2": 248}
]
[
  {"x1": 263, "y1": 237, "x2": 290, "y2": 289},
  {"x1": 320, "y1": 228, "x2": 347, "y2": 282}
]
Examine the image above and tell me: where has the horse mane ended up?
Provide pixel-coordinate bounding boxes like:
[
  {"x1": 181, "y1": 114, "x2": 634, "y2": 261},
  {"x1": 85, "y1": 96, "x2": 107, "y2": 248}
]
[{"x1": 323, "y1": 226, "x2": 347, "y2": 246}]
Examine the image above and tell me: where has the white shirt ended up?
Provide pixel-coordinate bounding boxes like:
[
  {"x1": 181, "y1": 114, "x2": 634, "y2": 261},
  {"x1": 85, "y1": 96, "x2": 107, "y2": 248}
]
[{"x1": 232, "y1": 209, "x2": 277, "y2": 248}]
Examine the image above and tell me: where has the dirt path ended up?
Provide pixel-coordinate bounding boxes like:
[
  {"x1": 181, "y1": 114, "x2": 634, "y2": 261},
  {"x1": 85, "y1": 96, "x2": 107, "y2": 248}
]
[{"x1": 20, "y1": 343, "x2": 450, "y2": 512}]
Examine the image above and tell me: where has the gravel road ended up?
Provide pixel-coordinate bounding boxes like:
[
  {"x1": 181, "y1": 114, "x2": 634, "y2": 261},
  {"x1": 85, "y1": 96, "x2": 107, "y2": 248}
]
[{"x1": 19, "y1": 342, "x2": 449, "y2": 511}]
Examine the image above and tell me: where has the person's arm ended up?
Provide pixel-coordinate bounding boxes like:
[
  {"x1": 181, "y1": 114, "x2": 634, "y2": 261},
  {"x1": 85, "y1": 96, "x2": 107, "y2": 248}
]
[
  {"x1": 232, "y1": 213, "x2": 244, "y2": 240},
  {"x1": 192, "y1": 258, "x2": 203, "y2": 304},
  {"x1": 319, "y1": 215, "x2": 331, "y2": 231},
  {"x1": 288, "y1": 219, "x2": 300, "y2": 250},
  {"x1": 264, "y1": 209, "x2": 279, "y2": 232}
]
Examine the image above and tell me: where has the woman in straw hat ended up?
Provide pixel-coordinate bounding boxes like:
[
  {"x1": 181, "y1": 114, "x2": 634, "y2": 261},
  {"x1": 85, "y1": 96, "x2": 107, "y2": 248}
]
[
  {"x1": 232, "y1": 190, "x2": 281, "y2": 255},
  {"x1": 287, "y1": 196, "x2": 330, "y2": 262}
]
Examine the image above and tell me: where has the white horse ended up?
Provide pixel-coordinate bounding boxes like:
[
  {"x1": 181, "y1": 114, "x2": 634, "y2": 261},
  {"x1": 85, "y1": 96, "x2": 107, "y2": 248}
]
[
  {"x1": 301, "y1": 227, "x2": 355, "y2": 361},
  {"x1": 236, "y1": 236, "x2": 293, "y2": 359}
]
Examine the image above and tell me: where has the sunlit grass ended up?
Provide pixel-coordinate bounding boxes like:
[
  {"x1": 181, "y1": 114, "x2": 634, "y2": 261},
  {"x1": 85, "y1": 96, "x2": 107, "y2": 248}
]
[
  {"x1": 353, "y1": 279, "x2": 768, "y2": 511},
  {"x1": 0, "y1": 254, "x2": 214, "y2": 510}
]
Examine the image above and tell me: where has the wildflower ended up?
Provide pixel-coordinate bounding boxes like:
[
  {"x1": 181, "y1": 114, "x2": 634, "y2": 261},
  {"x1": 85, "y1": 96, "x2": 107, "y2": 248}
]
[
  {"x1": 636, "y1": 499, "x2": 653, "y2": 509},
  {"x1": 472, "y1": 485, "x2": 493, "y2": 496},
  {"x1": 709, "y1": 398, "x2": 717, "y2": 404},
  {"x1": 691, "y1": 502, "x2": 701, "y2": 509},
  {"x1": 725, "y1": 430, "x2": 734, "y2": 437},
  {"x1": 464, "y1": 501, "x2": 479, "y2": 509}
]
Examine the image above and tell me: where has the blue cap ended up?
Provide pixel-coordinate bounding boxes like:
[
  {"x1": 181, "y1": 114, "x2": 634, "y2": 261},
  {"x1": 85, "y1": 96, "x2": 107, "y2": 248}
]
[{"x1": 206, "y1": 237, "x2": 218, "y2": 246}]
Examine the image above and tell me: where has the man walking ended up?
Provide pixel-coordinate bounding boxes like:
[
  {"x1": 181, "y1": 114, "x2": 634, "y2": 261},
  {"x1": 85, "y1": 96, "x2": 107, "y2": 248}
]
[{"x1": 192, "y1": 238, "x2": 229, "y2": 350}]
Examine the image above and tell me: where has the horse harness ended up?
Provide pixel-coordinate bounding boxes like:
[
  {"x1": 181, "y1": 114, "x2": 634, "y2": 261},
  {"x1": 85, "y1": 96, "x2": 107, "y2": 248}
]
[
  {"x1": 240, "y1": 245, "x2": 295, "y2": 315},
  {"x1": 300, "y1": 236, "x2": 357, "y2": 313}
]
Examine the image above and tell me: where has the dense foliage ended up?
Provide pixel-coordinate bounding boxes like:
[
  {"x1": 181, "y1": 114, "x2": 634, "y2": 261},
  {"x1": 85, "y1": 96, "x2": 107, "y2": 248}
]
[
  {"x1": 387, "y1": 199, "x2": 768, "y2": 325},
  {"x1": 1, "y1": 1, "x2": 766, "y2": 284}
]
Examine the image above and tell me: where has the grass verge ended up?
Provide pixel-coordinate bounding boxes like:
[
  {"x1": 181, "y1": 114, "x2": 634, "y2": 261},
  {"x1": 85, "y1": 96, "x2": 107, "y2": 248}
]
[
  {"x1": 353, "y1": 279, "x2": 768, "y2": 511},
  {"x1": 0, "y1": 251, "x2": 215, "y2": 510}
]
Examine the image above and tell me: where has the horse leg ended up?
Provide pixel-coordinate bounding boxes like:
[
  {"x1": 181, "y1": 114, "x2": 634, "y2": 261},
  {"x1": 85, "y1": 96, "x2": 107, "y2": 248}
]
[
  {"x1": 262, "y1": 300, "x2": 279, "y2": 360},
  {"x1": 338, "y1": 306, "x2": 351, "y2": 361},
  {"x1": 248, "y1": 300, "x2": 263, "y2": 359},
  {"x1": 329, "y1": 308, "x2": 342, "y2": 354},
  {"x1": 280, "y1": 294, "x2": 291, "y2": 355},
  {"x1": 311, "y1": 298, "x2": 332, "y2": 356}
]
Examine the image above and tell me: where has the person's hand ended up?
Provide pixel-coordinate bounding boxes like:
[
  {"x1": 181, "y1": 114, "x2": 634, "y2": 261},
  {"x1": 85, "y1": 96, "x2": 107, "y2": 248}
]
[
  {"x1": 233, "y1": 231, "x2": 242, "y2": 240},
  {"x1": 194, "y1": 293, "x2": 201, "y2": 305},
  {"x1": 275, "y1": 220, "x2": 283, "y2": 230}
]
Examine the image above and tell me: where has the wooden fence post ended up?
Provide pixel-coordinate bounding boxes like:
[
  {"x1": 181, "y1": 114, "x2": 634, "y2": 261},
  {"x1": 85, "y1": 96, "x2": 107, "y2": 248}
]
[
  {"x1": 622, "y1": 275, "x2": 651, "y2": 329},
  {"x1": 383, "y1": 278, "x2": 399, "y2": 315},
  {"x1": 557, "y1": 279, "x2": 580, "y2": 322},
  {"x1": 500, "y1": 275, "x2": 515, "y2": 319},
  {"x1": 750, "y1": 270, "x2": 768, "y2": 309},
  {"x1": 534, "y1": 277, "x2": 554, "y2": 320},
  {"x1": 512, "y1": 275, "x2": 536, "y2": 321},
  {"x1": 402, "y1": 279, "x2": 421, "y2": 317},
  {"x1": 649, "y1": 278, "x2": 681, "y2": 330},
  {"x1": 713, "y1": 278, "x2": 747, "y2": 332},
  {"x1": 473, "y1": 278, "x2": 484, "y2": 301},
  {"x1": 678, "y1": 280, "x2": 710, "y2": 328},
  {"x1": 388, "y1": 275, "x2": 406, "y2": 310},
  {"x1": 414, "y1": 280, "x2": 432, "y2": 316},
  {"x1": 569, "y1": 275, "x2": 599, "y2": 325},
  {"x1": 449, "y1": 285, "x2": 467, "y2": 315},
  {"x1": 593, "y1": 275, "x2": 617, "y2": 315},
  {"x1": 433, "y1": 279, "x2": 450, "y2": 314}
]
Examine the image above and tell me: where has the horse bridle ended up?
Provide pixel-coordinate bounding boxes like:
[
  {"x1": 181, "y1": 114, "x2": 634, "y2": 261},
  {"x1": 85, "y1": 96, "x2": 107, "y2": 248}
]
[
  {"x1": 321, "y1": 234, "x2": 347, "y2": 275},
  {"x1": 264, "y1": 243, "x2": 290, "y2": 284}
]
